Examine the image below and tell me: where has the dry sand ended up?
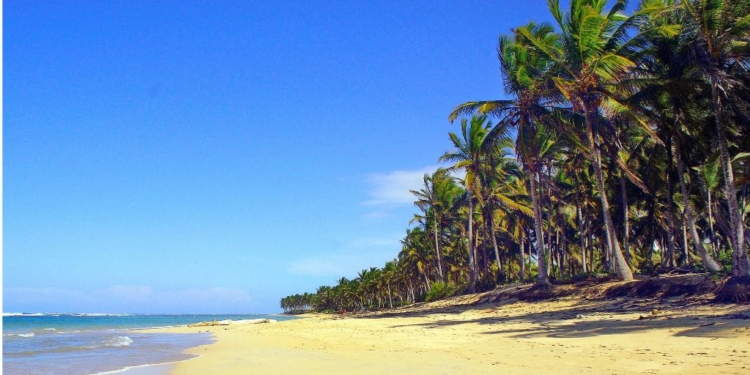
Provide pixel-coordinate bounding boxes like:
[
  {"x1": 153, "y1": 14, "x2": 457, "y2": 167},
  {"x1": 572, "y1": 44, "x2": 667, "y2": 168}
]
[{"x1": 152, "y1": 286, "x2": 750, "y2": 375}]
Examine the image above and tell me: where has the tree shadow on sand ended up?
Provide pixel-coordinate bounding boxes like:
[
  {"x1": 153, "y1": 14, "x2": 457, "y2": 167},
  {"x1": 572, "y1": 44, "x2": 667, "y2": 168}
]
[
  {"x1": 358, "y1": 275, "x2": 750, "y2": 340},
  {"x1": 381, "y1": 300, "x2": 749, "y2": 339}
]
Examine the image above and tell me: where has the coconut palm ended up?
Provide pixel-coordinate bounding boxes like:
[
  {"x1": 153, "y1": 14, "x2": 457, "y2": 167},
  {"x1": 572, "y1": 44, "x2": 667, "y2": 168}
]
[
  {"x1": 513, "y1": 0, "x2": 664, "y2": 280},
  {"x1": 682, "y1": 0, "x2": 750, "y2": 276},
  {"x1": 439, "y1": 115, "x2": 509, "y2": 291},
  {"x1": 624, "y1": 0, "x2": 727, "y2": 271},
  {"x1": 410, "y1": 168, "x2": 462, "y2": 282},
  {"x1": 449, "y1": 23, "x2": 564, "y2": 284},
  {"x1": 478, "y1": 153, "x2": 532, "y2": 280}
]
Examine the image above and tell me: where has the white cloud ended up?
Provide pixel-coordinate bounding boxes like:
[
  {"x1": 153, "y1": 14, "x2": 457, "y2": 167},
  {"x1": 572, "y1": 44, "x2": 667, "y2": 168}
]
[
  {"x1": 363, "y1": 166, "x2": 442, "y2": 207},
  {"x1": 361, "y1": 164, "x2": 462, "y2": 218},
  {"x1": 287, "y1": 236, "x2": 401, "y2": 278}
]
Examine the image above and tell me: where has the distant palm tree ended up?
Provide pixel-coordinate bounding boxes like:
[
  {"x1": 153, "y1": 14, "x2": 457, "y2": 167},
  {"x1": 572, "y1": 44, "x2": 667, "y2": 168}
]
[
  {"x1": 411, "y1": 168, "x2": 459, "y2": 282},
  {"x1": 439, "y1": 115, "x2": 506, "y2": 291},
  {"x1": 478, "y1": 153, "x2": 531, "y2": 279}
]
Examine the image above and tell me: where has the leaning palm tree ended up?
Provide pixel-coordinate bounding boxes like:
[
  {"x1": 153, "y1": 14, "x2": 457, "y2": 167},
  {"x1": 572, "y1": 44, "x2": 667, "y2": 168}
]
[
  {"x1": 628, "y1": 0, "x2": 724, "y2": 271},
  {"x1": 682, "y1": 0, "x2": 750, "y2": 277},
  {"x1": 514, "y1": 0, "x2": 664, "y2": 281}
]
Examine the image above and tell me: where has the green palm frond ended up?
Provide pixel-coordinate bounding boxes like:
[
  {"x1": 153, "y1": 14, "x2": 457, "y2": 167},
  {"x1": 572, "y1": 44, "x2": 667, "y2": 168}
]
[
  {"x1": 592, "y1": 53, "x2": 636, "y2": 81},
  {"x1": 448, "y1": 100, "x2": 515, "y2": 123}
]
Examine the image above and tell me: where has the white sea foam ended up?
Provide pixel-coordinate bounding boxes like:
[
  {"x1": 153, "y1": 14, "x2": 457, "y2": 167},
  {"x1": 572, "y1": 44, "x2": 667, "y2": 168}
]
[
  {"x1": 3, "y1": 312, "x2": 45, "y2": 317},
  {"x1": 77, "y1": 313, "x2": 133, "y2": 317},
  {"x1": 103, "y1": 336, "x2": 134, "y2": 347},
  {"x1": 7, "y1": 332, "x2": 38, "y2": 338},
  {"x1": 91, "y1": 358, "x2": 199, "y2": 375}
]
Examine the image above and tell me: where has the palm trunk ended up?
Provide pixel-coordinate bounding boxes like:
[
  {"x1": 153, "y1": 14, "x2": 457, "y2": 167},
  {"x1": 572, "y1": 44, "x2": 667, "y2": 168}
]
[
  {"x1": 547, "y1": 186, "x2": 554, "y2": 276},
  {"x1": 577, "y1": 196, "x2": 587, "y2": 274},
  {"x1": 467, "y1": 190, "x2": 477, "y2": 292},
  {"x1": 488, "y1": 211, "x2": 503, "y2": 280},
  {"x1": 588, "y1": 223, "x2": 595, "y2": 273},
  {"x1": 620, "y1": 174, "x2": 631, "y2": 266},
  {"x1": 674, "y1": 138, "x2": 722, "y2": 272},
  {"x1": 528, "y1": 231, "x2": 535, "y2": 280},
  {"x1": 387, "y1": 284, "x2": 393, "y2": 309},
  {"x1": 481, "y1": 229, "x2": 489, "y2": 278},
  {"x1": 529, "y1": 169, "x2": 549, "y2": 284},
  {"x1": 558, "y1": 227, "x2": 566, "y2": 278},
  {"x1": 707, "y1": 188, "x2": 718, "y2": 257},
  {"x1": 520, "y1": 236, "x2": 526, "y2": 282},
  {"x1": 683, "y1": 223, "x2": 689, "y2": 266},
  {"x1": 665, "y1": 134, "x2": 678, "y2": 269},
  {"x1": 554, "y1": 228, "x2": 560, "y2": 278},
  {"x1": 433, "y1": 218, "x2": 445, "y2": 282},
  {"x1": 583, "y1": 102, "x2": 633, "y2": 281},
  {"x1": 711, "y1": 78, "x2": 749, "y2": 277}
]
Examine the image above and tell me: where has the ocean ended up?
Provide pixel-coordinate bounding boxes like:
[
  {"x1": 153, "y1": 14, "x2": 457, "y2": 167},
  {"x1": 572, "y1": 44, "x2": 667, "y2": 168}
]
[{"x1": 3, "y1": 313, "x2": 296, "y2": 375}]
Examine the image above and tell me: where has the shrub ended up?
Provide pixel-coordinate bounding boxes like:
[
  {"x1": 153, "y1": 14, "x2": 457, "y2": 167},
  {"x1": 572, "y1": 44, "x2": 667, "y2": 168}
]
[{"x1": 425, "y1": 281, "x2": 457, "y2": 302}]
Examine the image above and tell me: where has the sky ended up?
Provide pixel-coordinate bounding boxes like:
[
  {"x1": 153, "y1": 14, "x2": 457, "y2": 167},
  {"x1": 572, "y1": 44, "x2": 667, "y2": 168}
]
[{"x1": 4, "y1": 0, "x2": 558, "y2": 314}]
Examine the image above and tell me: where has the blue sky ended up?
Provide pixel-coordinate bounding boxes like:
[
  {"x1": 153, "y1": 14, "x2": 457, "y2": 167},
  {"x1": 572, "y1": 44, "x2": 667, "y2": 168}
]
[{"x1": 5, "y1": 1, "x2": 557, "y2": 313}]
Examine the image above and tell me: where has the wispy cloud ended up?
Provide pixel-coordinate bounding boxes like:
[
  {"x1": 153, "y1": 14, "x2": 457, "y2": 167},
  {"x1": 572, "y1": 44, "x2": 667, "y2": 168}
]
[
  {"x1": 363, "y1": 165, "x2": 452, "y2": 207},
  {"x1": 361, "y1": 164, "x2": 459, "y2": 218},
  {"x1": 287, "y1": 236, "x2": 401, "y2": 278}
]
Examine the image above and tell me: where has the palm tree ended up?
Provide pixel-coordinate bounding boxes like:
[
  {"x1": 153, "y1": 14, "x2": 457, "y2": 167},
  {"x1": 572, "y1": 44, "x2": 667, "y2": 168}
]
[
  {"x1": 449, "y1": 23, "x2": 563, "y2": 284},
  {"x1": 682, "y1": 0, "x2": 750, "y2": 277},
  {"x1": 629, "y1": 0, "x2": 724, "y2": 271},
  {"x1": 439, "y1": 115, "x2": 508, "y2": 291},
  {"x1": 698, "y1": 153, "x2": 723, "y2": 257},
  {"x1": 410, "y1": 168, "x2": 460, "y2": 282},
  {"x1": 478, "y1": 153, "x2": 532, "y2": 280},
  {"x1": 400, "y1": 227, "x2": 434, "y2": 292},
  {"x1": 514, "y1": 0, "x2": 659, "y2": 281}
]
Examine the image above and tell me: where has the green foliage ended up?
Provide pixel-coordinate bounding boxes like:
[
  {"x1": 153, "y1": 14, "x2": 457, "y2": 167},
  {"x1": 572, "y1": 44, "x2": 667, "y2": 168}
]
[
  {"x1": 281, "y1": 0, "x2": 750, "y2": 312},
  {"x1": 424, "y1": 282, "x2": 458, "y2": 302},
  {"x1": 718, "y1": 250, "x2": 733, "y2": 273}
]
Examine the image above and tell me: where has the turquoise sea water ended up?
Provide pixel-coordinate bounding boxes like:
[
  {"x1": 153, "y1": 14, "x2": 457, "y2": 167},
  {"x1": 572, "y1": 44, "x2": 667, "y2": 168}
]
[{"x1": 3, "y1": 313, "x2": 296, "y2": 375}]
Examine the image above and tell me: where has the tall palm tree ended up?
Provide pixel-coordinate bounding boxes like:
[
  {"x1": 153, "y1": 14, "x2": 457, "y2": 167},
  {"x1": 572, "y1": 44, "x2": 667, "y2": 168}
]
[
  {"x1": 400, "y1": 227, "x2": 434, "y2": 291},
  {"x1": 476, "y1": 136, "x2": 532, "y2": 279},
  {"x1": 629, "y1": 0, "x2": 724, "y2": 271},
  {"x1": 449, "y1": 23, "x2": 563, "y2": 284},
  {"x1": 410, "y1": 168, "x2": 460, "y2": 282},
  {"x1": 440, "y1": 115, "x2": 508, "y2": 291},
  {"x1": 683, "y1": 0, "x2": 750, "y2": 277},
  {"x1": 515, "y1": 0, "x2": 659, "y2": 281}
]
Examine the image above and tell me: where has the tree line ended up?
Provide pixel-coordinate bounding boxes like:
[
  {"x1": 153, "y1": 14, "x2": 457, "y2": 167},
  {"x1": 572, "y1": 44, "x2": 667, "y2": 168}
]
[{"x1": 281, "y1": 0, "x2": 749, "y2": 314}]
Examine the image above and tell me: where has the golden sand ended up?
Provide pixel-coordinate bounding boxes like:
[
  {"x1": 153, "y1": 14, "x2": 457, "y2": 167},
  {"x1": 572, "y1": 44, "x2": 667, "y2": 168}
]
[{"x1": 151, "y1": 294, "x2": 750, "y2": 375}]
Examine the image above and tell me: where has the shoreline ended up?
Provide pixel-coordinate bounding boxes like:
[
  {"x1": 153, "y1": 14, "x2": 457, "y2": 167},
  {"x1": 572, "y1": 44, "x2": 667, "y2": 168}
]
[
  {"x1": 103, "y1": 362, "x2": 176, "y2": 375},
  {"x1": 151, "y1": 278, "x2": 750, "y2": 374}
]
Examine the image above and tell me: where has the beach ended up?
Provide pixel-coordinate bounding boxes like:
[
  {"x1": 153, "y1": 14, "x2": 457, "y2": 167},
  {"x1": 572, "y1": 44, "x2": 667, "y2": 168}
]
[
  {"x1": 155, "y1": 283, "x2": 750, "y2": 374},
  {"x1": 1, "y1": 314, "x2": 288, "y2": 375}
]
